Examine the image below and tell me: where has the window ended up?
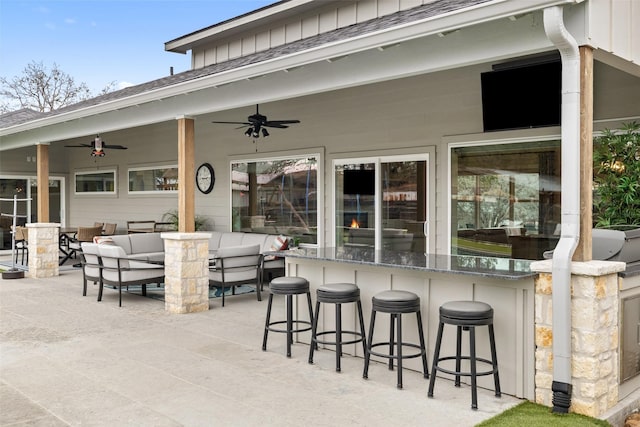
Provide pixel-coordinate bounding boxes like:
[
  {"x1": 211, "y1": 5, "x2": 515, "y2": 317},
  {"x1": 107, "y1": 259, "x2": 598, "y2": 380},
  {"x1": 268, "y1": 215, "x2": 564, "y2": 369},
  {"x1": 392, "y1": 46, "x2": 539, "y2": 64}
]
[
  {"x1": 231, "y1": 155, "x2": 319, "y2": 244},
  {"x1": 451, "y1": 140, "x2": 561, "y2": 260},
  {"x1": 335, "y1": 155, "x2": 429, "y2": 253},
  {"x1": 75, "y1": 170, "x2": 116, "y2": 194},
  {"x1": 128, "y1": 165, "x2": 178, "y2": 193}
]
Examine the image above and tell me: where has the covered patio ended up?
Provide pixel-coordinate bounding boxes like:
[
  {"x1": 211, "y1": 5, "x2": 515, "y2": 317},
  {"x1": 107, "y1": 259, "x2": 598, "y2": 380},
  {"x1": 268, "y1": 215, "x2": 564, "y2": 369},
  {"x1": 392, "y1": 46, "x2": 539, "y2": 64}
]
[{"x1": 0, "y1": 262, "x2": 523, "y2": 426}]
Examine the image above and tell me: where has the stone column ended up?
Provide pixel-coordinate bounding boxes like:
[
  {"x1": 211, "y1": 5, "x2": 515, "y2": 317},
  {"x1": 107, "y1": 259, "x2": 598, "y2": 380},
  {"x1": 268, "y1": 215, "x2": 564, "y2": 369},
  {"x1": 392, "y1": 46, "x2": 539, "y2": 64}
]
[
  {"x1": 162, "y1": 232, "x2": 211, "y2": 314},
  {"x1": 26, "y1": 223, "x2": 60, "y2": 278},
  {"x1": 531, "y1": 259, "x2": 625, "y2": 417}
]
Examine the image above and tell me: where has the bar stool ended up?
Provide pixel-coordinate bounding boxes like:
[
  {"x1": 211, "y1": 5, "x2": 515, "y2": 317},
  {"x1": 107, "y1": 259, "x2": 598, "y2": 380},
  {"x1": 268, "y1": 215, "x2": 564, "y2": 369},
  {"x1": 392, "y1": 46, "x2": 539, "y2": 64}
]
[
  {"x1": 262, "y1": 276, "x2": 314, "y2": 358},
  {"x1": 428, "y1": 300, "x2": 501, "y2": 410},
  {"x1": 363, "y1": 290, "x2": 429, "y2": 388},
  {"x1": 308, "y1": 283, "x2": 367, "y2": 372}
]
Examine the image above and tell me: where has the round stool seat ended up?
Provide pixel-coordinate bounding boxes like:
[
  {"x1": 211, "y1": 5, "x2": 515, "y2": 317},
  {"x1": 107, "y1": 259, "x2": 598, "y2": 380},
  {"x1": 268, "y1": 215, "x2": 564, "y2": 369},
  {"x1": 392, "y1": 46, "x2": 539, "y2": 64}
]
[
  {"x1": 440, "y1": 301, "x2": 493, "y2": 326},
  {"x1": 270, "y1": 276, "x2": 309, "y2": 295},
  {"x1": 317, "y1": 283, "x2": 360, "y2": 304},
  {"x1": 372, "y1": 290, "x2": 420, "y2": 313}
]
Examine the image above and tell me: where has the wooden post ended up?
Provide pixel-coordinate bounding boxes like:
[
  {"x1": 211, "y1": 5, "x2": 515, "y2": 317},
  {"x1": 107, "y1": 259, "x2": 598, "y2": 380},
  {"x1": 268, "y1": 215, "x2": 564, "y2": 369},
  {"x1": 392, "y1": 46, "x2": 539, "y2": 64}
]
[
  {"x1": 574, "y1": 46, "x2": 594, "y2": 261},
  {"x1": 36, "y1": 143, "x2": 50, "y2": 222},
  {"x1": 177, "y1": 116, "x2": 195, "y2": 233}
]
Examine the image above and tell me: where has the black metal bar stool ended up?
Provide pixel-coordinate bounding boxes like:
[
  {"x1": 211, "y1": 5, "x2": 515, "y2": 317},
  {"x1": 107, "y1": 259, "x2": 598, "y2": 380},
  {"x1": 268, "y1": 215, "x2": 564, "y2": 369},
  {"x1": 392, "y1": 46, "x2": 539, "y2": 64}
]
[
  {"x1": 428, "y1": 300, "x2": 501, "y2": 410},
  {"x1": 363, "y1": 290, "x2": 429, "y2": 388},
  {"x1": 262, "y1": 276, "x2": 314, "y2": 358},
  {"x1": 308, "y1": 283, "x2": 367, "y2": 372}
]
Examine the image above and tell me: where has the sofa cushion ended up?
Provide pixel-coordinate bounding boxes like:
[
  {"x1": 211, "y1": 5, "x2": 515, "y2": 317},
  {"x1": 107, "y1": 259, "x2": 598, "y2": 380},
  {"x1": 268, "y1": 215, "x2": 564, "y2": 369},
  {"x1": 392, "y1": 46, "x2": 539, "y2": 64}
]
[
  {"x1": 240, "y1": 233, "x2": 268, "y2": 249},
  {"x1": 208, "y1": 231, "x2": 223, "y2": 252},
  {"x1": 129, "y1": 233, "x2": 163, "y2": 254},
  {"x1": 108, "y1": 235, "x2": 133, "y2": 254},
  {"x1": 219, "y1": 232, "x2": 245, "y2": 247}
]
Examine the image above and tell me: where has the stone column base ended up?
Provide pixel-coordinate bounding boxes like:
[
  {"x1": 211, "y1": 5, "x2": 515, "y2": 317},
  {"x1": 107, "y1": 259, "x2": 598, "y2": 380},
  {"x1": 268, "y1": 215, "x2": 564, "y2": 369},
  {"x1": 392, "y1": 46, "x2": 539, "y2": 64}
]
[
  {"x1": 162, "y1": 232, "x2": 211, "y2": 314},
  {"x1": 531, "y1": 259, "x2": 625, "y2": 417},
  {"x1": 26, "y1": 223, "x2": 60, "y2": 278}
]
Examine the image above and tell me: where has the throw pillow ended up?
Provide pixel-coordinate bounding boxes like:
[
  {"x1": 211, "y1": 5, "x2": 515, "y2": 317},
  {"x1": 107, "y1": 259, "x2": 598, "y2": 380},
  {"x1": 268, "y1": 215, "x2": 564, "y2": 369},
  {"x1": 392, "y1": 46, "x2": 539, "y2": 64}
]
[
  {"x1": 270, "y1": 235, "x2": 289, "y2": 251},
  {"x1": 93, "y1": 236, "x2": 114, "y2": 245}
]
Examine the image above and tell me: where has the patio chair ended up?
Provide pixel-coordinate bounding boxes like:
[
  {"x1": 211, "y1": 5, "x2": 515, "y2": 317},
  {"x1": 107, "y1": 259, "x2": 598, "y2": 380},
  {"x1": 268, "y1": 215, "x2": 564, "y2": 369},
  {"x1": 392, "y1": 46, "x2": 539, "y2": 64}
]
[
  {"x1": 67, "y1": 225, "x2": 104, "y2": 265},
  {"x1": 13, "y1": 226, "x2": 28, "y2": 265},
  {"x1": 97, "y1": 244, "x2": 165, "y2": 307},
  {"x1": 209, "y1": 244, "x2": 263, "y2": 307},
  {"x1": 79, "y1": 242, "x2": 102, "y2": 296},
  {"x1": 103, "y1": 223, "x2": 117, "y2": 235}
]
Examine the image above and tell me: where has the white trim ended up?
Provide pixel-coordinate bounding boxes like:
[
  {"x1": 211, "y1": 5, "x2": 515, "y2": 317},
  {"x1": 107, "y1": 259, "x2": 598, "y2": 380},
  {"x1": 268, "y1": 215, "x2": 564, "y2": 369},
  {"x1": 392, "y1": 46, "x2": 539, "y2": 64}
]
[
  {"x1": 446, "y1": 131, "x2": 562, "y2": 256},
  {"x1": 127, "y1": 164, "x2": 179, "y2": 194},
  {"x1": 228, "y1": 151, "x2": 323, "y2": 246},
  {"x1": 332, "y1": 152, "x2": 430, "y2": 252},
  {"x1": 74, "y1": 169, "x2": 118, "y2": 196}
]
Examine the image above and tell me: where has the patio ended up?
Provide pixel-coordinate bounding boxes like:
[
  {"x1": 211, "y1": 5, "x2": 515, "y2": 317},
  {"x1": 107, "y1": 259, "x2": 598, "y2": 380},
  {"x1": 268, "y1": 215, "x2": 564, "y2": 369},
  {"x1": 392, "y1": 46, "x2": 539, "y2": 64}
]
[{"x1": 0, "y1": 262, "x2": 524, "y2": 426}]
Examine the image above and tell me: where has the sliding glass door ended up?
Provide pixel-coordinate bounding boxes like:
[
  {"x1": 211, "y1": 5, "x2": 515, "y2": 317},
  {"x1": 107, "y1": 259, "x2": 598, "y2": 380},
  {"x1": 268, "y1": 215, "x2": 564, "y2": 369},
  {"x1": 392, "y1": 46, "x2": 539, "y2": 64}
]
[
  {"x1": 335, "y1": 155, "x2": 429, "y2": 253},
  {"x1": 0, "y1": 176, "x2": 65, "y2": 250}
]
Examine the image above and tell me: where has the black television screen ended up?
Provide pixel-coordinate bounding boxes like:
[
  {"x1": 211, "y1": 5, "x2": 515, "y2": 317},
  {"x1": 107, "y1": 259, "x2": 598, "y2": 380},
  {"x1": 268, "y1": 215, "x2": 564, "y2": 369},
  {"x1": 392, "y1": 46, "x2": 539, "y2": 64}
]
[
  {"x1": 481, "y1": 61, "x2": 561, "y2": 132},
  {"x1": 343, "y1": 169, "x2": 375, "y2": 195}
]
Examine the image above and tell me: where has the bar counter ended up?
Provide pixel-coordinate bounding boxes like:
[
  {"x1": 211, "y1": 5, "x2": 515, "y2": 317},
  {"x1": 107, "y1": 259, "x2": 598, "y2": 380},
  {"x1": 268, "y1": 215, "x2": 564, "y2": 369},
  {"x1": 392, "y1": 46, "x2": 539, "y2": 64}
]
[
  {"x1": 278, "y1": 246, "x2": 537, "y2": 400},
  {"x1": 280, "y1": 246, "x2": 535, "y2": 280}
]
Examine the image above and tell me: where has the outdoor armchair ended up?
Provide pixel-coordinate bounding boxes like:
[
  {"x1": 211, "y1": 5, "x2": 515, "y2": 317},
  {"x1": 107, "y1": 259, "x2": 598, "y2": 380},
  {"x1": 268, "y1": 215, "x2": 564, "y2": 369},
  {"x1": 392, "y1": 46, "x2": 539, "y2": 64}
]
[
  {"x1": 97, "y1": 244, "x2": 165, "y2": 307},
  {"x1": 68, "y1": 225, "x2": 104, "y2": 264},
  {"x1": 209, "y1": 244, "x2": 263, "y2": 307},
  {"x1": 13, "y1": 225, "x2": 28, "y2": 265},
  {"x1": 79, "y1": 242, "x2": 102, "y2": 296}
]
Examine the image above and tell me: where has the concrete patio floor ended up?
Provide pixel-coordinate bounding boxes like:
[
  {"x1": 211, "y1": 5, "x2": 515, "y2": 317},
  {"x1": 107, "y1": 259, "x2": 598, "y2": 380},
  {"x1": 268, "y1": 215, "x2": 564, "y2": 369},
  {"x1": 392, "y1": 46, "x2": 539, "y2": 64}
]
[{"x1": 1, "y1": 261, "x2": 524, "y2": 426}]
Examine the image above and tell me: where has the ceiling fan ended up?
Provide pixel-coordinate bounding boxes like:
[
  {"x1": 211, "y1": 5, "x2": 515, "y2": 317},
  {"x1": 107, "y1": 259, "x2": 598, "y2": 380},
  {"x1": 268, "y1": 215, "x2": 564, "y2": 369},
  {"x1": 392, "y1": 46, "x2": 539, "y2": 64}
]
[
  {"x1": 211, "y1": 104, "x2": 300, "y2": 138},
  {"x1": 65, "y1": 135, "x2": 128, "y2": 157}
]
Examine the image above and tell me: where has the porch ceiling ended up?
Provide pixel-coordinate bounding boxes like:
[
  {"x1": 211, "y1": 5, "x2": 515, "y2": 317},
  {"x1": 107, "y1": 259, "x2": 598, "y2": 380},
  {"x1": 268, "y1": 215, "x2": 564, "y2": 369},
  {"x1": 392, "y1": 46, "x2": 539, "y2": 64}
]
[{"x1": 0, "y1": 0, "x2": 577, "y2": 150}]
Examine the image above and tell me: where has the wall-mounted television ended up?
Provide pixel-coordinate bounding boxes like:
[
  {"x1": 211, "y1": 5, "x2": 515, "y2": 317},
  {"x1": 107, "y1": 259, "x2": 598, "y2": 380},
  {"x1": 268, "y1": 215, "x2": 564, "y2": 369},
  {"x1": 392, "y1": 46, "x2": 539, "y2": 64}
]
[
  {"x1": 481, "y1": 60, "x2": 561, "y2": 132},
  {"x1": 343, "y1": 169, "x2": 375, "y2": 195}
]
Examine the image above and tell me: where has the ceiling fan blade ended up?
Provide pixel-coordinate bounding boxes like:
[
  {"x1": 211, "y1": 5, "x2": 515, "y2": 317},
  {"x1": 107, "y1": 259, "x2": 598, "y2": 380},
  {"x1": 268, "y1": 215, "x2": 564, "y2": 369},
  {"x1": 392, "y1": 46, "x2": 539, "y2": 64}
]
[
  {"x1": 263, "y1": 123, "x2": 289, "y2": 129},
  {"x1": 211, "y1": 120, "x2": 252, "y2": 125},
  {"x1": 65, "y1": 144, "x2": 92, "y2": 148},
  {"x1": 103, "y1": 144, "x2": 128, "y2": 149},
  {"x1": 265, "y1": 120, "x2": 300, "y2": 125}
]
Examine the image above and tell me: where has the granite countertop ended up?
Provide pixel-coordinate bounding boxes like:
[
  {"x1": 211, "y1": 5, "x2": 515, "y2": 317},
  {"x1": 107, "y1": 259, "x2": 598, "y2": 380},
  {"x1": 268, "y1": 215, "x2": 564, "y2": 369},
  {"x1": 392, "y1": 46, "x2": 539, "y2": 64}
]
[{"x1": 278, "y1": 246, "x2": 535, "y2": 280}]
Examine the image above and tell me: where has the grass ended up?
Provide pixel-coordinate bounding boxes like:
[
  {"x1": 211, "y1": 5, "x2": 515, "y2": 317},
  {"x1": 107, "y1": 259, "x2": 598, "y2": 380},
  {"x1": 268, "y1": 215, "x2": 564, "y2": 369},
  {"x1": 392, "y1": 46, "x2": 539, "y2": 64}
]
[{"x1": 476, "y1": 401, "x2": 611, "y2": 426}]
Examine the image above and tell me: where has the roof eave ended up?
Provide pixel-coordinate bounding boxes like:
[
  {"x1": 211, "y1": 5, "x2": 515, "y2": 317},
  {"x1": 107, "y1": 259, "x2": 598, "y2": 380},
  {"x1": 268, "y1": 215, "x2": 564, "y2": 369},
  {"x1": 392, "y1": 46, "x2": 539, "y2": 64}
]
[{"x1": 1, "y1": 0, "x2": 578, "y2": 140}]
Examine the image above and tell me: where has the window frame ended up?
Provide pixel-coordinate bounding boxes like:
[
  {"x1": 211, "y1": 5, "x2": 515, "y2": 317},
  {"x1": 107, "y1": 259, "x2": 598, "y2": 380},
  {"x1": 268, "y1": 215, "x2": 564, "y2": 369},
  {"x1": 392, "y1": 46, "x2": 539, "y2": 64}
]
[
  {"x1": 74, "y1": 169, "x2": 117, "y2": 195},
  {"x1": 127, "y1": 164, "x2": 179, "y2": 194},
  {"x1": 229, "y1": 150, "x2": 323, "y2": 246},
  {"x1": 446, "y1": 129, "x2": 561, "y2": 256},
  {"x1": 332, "y1": 152, "x2": 431, "y2": 251}
]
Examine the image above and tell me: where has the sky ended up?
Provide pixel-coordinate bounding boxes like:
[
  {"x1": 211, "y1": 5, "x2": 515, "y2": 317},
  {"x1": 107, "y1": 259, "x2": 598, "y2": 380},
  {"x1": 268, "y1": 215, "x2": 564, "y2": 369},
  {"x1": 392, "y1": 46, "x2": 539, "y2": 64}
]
[{"x1": 0, "y1": 0, "x2": 275, "y2": 94}]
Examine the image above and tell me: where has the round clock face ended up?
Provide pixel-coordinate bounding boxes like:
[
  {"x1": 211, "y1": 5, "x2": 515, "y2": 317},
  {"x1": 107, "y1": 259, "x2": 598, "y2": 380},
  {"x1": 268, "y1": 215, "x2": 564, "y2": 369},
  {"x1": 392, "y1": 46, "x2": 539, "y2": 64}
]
[{"x1": 196, "y1": 163, "x2": 215, "y2": 194}]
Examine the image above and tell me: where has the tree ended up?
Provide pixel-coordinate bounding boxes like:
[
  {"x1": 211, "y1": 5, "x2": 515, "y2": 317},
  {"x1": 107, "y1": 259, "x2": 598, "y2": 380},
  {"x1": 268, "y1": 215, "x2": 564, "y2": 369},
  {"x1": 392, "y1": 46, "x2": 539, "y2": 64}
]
[
  {"x1": 0, "y1": 61, "x2": 116, "y2": 113},
  {"x1": 593, "y1": 121, "x2": 640, "y2": 228}
]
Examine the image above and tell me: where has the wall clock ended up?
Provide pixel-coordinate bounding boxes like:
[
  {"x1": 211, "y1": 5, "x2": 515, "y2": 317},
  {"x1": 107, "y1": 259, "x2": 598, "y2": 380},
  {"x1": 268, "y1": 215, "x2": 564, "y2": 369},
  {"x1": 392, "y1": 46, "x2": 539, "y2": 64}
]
[{"x1": 196, "y1": 162, "x2": 215, "y2": 194}]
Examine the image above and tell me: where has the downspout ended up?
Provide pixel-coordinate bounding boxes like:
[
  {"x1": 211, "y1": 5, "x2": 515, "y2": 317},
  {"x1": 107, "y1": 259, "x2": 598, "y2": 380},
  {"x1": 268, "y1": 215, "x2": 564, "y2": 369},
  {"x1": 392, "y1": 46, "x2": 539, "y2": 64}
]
[{"x1": 543, "y1": 6, "x2": 580, "y2": 413}]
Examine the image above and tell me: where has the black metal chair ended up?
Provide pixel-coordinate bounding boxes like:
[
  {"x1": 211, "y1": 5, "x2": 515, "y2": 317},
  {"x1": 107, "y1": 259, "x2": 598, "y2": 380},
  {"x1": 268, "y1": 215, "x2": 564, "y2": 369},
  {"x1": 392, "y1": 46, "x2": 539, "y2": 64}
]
[{"x1": 209, "y1": 244, "x2": 263, "y2": 307}]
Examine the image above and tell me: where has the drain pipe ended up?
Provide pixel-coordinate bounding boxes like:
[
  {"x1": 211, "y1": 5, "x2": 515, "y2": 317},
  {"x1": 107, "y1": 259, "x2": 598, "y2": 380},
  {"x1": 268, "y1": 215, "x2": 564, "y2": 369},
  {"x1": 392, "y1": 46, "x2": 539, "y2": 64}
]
[{"x1": 543, "y1": 6, "x2": 580, "y2": 413}]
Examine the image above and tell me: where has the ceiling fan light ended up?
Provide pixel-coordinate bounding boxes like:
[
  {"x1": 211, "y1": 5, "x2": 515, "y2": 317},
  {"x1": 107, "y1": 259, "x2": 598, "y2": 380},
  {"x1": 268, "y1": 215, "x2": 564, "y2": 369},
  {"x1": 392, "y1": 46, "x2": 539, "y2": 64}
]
[
  {"x1": 261, "y1": 128, "x2": 269, "y2": 138},
  {"x1": 252, "y1": 130, "x2": 260, "y2": 138},
  {"x1": 244, "y1": 128, "x2": 253, "y2": 137}
]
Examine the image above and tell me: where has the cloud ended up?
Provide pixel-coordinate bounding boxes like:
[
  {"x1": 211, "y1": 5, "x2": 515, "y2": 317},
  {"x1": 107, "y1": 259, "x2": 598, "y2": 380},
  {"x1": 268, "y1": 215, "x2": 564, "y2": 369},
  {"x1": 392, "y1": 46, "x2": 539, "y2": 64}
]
[{"x1": 64, "y1": 18, "x2": 76, "y2": 25}]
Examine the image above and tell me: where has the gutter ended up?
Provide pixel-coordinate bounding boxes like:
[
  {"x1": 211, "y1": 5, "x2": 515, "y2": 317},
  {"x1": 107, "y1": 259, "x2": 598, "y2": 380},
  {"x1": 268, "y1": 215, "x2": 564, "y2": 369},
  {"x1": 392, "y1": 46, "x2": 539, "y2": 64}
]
[{"x1": 543, "y1": 5, "x2": 581, "y2": 413}]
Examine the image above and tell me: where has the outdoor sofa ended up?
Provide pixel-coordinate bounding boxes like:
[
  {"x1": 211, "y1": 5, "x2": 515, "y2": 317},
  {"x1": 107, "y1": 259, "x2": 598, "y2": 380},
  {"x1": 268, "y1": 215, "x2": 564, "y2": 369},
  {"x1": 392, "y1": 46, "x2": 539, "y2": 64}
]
[{"x1": 96, "y1": 231, "x2": 288, "y2": 279}]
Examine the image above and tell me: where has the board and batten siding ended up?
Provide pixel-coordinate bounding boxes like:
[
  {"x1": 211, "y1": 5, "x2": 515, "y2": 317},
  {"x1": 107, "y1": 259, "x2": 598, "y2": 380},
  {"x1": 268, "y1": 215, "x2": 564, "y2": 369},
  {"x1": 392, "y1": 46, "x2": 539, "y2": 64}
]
[{"x1": 191, "y1": 0, "x2": 433, "y2": 69}]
